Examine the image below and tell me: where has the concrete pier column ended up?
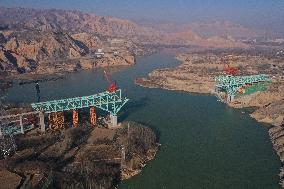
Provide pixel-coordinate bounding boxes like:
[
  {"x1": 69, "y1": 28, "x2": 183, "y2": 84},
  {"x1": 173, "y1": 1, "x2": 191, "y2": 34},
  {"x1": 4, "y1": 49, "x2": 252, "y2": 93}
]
[
  {"x1": 0, "y1": 126, "x2": 3, "y2": 138},
  {"x1": 109, "y1": 114, "x2": 117, "y2": 127},
  {"x1": 39, "y1": 112, "x2": 46, "y2": 132},
  {"x1": 231, "y1": 95, "x2": 235, "y2": 102},
  {"x1": 73, "y1": 110, "x2": 79, "y2": 127},
  {"x1": 121, "y1": 145, "x2": 126, "y2": 169},
  {"x1": 227, "y1": 94, "x2": 235, "y2": 102},
  {"x1": 226, "y1": 95, "x2": 230, "y2": 102},
  {"x1": 20, "y1": 116, "x2": 24, "y2": 134},
  {"x1": 90, "y1": 107, "x2": 97, "y2": 126}
]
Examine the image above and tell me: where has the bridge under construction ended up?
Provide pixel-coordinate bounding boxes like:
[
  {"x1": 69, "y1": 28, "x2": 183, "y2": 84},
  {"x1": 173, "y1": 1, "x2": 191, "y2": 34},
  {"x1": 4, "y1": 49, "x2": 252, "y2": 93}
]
[
  {"x1": 0, "y1": 89, "x2": 129, "y2": 137},
  {"x1": 215, "y1": 74, "x2": 270, "y2": 102}
]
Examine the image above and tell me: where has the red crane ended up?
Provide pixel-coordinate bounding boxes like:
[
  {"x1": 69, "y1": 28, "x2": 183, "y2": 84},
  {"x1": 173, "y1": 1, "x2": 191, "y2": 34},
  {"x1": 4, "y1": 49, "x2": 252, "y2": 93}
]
[
  {"x1": 103, "y1": 70, "x2": 118, "y2": 93},
  {"x1": 221, "y1": 56, "x2": 238, "y2": 76},
  {"x1": 224, "y1": 64, "x2": 238, "y2": 76}
]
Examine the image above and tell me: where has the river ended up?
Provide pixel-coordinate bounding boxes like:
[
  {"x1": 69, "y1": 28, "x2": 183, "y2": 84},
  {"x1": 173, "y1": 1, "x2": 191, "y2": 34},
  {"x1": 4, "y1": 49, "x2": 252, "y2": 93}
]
[{"x1": 6, "y1": 53, "x2": 281, "y2": 189}]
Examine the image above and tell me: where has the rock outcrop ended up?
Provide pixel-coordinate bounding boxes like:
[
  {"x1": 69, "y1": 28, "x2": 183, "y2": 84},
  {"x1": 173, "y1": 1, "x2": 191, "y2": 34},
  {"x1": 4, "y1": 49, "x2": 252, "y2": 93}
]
[
  {"x1": 251, "y1": 99, "x2": 284, "y2": 126},
  {"x1": 0, "y1": 7, "x2": 141, "y2": 77},
  {"x1": 0, "y1": 121, "x2": 159, "y2": 189},
  {"x1": 268, "y1": 126, "x2": 284, "y2": 187},
  {"x1": 0, "y1": 30, "x2": 88, "y2": 74}
]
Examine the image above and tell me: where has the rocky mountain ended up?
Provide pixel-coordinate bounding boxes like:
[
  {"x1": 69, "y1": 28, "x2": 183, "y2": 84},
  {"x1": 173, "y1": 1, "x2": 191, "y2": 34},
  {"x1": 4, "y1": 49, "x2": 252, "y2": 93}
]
[
  {"x1": 0, "y1": 7, "x2": 253, "y2": 46},
  {"x1": 188, "y1": 21, "x2": 261, "y2": 39},
  {"x1": 0, "y1": 7, "x2": 161, "y2": 40},
  {"x1": 0, "y1": 7, "x2": 255, "y2": 77},
  {"x1": 0, "y1": 7, "x2": 141, "y2": 76},
  {"x1": 0, "y1": 30, "x2": 88, "y2": 74},
  {"x1": 164, "y1": 29, "x2": 248, "y2": 48}
]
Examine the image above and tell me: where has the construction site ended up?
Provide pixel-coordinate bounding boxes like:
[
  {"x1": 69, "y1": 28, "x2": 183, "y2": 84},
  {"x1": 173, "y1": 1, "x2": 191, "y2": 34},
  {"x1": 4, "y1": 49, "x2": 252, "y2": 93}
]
[
  {"x1": 0, "y1": 71, "x2": 159, "y2": 189},
  {"x1": 214, "y1": 55, "x2": 271, "y2": 104}
]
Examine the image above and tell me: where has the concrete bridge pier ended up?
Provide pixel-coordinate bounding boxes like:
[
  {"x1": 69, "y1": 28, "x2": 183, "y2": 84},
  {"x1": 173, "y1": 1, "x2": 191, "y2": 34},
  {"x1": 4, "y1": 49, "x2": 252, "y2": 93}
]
[
  {"x1": 121, "y1": 145, "x2": 126, "y2": 169},
  {"x1": 20, "y1": 116, "x2": 24, "y2": 134},
  {"x1": 73, "y1": 110, "x2": 79, "y2": 127},
  {"x1": 227, "y1": 94, "x2": 235, "y2": 102},
  {"x1": 90, "y1": 107, "x2": 97, "y2": 126},
  {"x1": 39, "y1": 112, "x2": 46, "y2": 132},
  {"x1": 109, "y1": 114, "x2": 118, "y2": 127}
]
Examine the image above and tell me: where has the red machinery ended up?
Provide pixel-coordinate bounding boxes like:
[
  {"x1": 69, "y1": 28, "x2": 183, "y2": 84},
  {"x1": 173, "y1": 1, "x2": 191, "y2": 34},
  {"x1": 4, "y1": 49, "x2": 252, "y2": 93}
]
[
  {"x1": 103, "y1": 70, "x2": 118, "y2": 93},
  {"x1": 221, "y1": 56, "x2": 238, "y2": 76},
  {"x1": 224, "y1": 64, "x2": 238, "y2": 76}
]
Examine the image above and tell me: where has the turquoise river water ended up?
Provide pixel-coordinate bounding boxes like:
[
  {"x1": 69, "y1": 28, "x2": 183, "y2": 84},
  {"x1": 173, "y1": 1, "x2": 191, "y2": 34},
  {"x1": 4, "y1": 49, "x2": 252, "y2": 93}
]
[{"x1": 5, "y1": 53, "x2": 281, "y2": 189}]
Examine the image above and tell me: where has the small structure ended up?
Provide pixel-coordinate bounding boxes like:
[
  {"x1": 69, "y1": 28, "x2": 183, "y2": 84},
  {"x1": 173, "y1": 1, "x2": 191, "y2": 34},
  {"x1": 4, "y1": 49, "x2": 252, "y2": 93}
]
[
  {"x1": 113, "y1": 51, "x2": 119, "y2": 56},
  {"x1": 95, "y1": 49, "x2": 105, "y2": 58}
]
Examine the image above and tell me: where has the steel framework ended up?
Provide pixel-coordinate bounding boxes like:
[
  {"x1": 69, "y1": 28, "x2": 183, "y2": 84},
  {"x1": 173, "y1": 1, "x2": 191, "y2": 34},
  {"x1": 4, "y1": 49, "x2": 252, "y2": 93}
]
[
  {"x1": 31, "y1": 89, "x2": 129, "y2": 116},
  {"x1": 215, "y1": 74, "x2": 270, "y2": 96},
  {"x1": 0, "y1": 111, "x2": 45, "y2": 136}
]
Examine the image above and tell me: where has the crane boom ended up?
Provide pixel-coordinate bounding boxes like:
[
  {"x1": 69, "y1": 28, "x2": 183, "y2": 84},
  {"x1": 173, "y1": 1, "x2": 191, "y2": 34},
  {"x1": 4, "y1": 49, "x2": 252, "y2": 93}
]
[
  {"x1": 103, "y1": 70, "x2": 118, "y2": 93},
  {"x1": 103, "y1": 70, "x2": 111, "y2": 84}
]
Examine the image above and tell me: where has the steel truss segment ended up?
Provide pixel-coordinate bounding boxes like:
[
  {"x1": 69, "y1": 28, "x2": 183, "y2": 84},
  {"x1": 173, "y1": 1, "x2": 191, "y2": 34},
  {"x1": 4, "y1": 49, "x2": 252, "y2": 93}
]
[
  {"x1": 31, "y1": 89, "x2": 129, "y2": 115},
  {"x1": 215, "y1": 74, "x2": 270, "y2": 96}
]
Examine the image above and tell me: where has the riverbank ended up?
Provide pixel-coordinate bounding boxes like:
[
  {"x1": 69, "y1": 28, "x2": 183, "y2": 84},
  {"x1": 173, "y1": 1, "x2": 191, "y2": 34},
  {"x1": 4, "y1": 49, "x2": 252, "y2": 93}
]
[
  {"x1": 3, "y1": 53, "x2": 280, "y2": 188},
  {"x1": 135, "y1": 51, "x2": 284, "y2": 187},
  {"x1": 0, "y1": 121, "x2": 159, "y2": 189},
  {"x1": 136, "y1": 51, "x2": 284, "y2": 126}
]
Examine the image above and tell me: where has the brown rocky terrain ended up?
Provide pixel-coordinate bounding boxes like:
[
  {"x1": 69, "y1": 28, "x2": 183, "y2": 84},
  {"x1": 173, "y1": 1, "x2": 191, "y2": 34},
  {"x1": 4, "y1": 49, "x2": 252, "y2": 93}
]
[
  {"x1": 0, "y1": 121, "x2": 159, "y2": 189},
  {"x1": 251, "y1": 99, "x2": 284, "y2": 126},
  {"x1": 0, "y1": 7, "x2": 146, "y2": 78},
  {"x1": 5, "y1": 6, "x2": 248, "y2": 48},
  {"x1": 136, "y1": 51, "x2": 284, "y2": 126},
  {"x1": 0, "y1": 28, "x2": 137, "y2": 77},
  {"x1": 164, "y1": 30, "x2": 249, "y2": 48},
  {"x1": 2, "y1": 7, "x2": 276, "y2": 81},
  {"x1": 188, "y1": 21, "x2": 262, "y2": 39}
]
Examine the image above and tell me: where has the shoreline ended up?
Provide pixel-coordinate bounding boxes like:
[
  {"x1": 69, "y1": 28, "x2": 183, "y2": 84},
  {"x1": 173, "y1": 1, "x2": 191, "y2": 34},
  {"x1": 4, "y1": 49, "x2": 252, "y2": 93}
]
[
  {"x1": 0, "y1": 121, "x2": 159, "y2": 189},
  {"x1": 135, "y1": 52, "x2": 284, "y2": 188},
  {"x1": 135, "y1": 52, "x2": 284, "y2": 126},
  {"x1": 2, "y1": 51, "x2": 283, "y2": 188}
]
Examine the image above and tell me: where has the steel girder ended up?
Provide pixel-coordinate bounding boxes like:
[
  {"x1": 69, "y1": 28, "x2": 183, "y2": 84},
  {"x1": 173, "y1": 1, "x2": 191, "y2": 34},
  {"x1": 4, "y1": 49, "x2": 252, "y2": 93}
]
[
  {"x1": 31, "y1": 89, "x2": 129, "y2": 116},
  {"x1": 215, "y1": 74, "x2": 270, "y2": 95}
]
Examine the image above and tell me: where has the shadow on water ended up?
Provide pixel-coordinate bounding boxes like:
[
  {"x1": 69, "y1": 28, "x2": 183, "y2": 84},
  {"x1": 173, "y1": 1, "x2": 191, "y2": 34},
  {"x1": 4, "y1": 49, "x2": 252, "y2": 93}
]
[
  {"x1": 118, "y1": 96, "x2": 150, "y2": 122},
  {"x1": 133, "y1": 120, "x2": 161, "y2": 142}
]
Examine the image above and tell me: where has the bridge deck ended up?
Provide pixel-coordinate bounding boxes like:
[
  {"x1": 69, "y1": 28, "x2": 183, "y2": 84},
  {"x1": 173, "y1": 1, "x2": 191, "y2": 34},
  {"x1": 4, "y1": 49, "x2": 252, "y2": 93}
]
[
  {"x1": 215, "y1": 74, "x2": 270, "y2": 95},
  {"x1": 31, "y1": 89, "x2": 129, "y2": 116}
]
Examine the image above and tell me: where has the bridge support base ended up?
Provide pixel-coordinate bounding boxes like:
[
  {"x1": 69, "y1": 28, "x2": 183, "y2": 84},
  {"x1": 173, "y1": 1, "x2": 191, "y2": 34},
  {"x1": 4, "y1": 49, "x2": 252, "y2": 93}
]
[
  {"x1": 73, "y1": 110, "x2": 79, "y2": 127},
  {"x1": 39, "y1": 112, "x2": 45, "y2": 132},
  {"x1": 49, "y1": 112, "x2": 65, "y2": 130},
  {"x1": 227, "y1": 95, "x2": 235, "y2": 102},
  {"x1": 121, "y1": 145, "x2": 126, "y2": 169},
  {"x1": 90, "y1": 107, "x2": 97, "y2": 126},
  {"x1": 109, "y1": 114, "x2": 118, "y2": 128},
  {"x1": 20, "y1": 116, "x2": 24, "y2": 134}
]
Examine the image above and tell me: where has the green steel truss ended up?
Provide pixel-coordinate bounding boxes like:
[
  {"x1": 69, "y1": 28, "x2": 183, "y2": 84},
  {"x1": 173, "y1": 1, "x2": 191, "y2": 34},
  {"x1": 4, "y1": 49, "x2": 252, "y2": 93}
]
[
  {"x1": 31, "y1": 89, "x2": 129, "y2": 116},
  {"x1": 215, "y1": 74, "x2": 270, "y2": 96}
]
